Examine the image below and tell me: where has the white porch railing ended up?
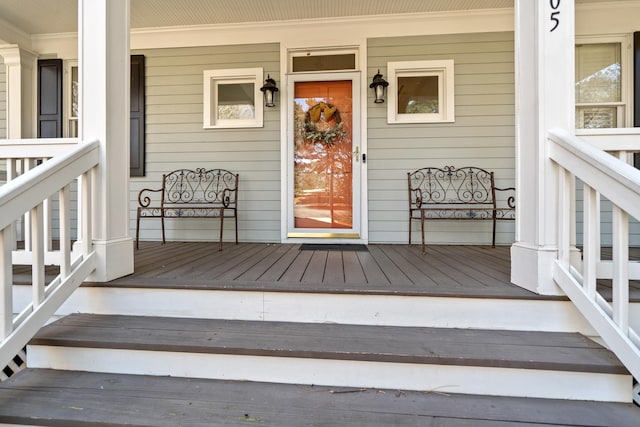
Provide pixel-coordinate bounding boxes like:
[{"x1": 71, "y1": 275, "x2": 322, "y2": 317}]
[
  {"x1": 549, "y1": 128, "x2": 640, "y2": 381},
  {"x1": 0, "y1": 139, "x2": 99, "y2": 369}
]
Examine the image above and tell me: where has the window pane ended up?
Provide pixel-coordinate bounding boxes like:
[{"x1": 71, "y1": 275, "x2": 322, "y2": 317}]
[
  {"x1": 576, "y1": 106, "x2": 617, "y2": 129},
  {"x1": 397, "y1": 76, "x2": 439, "y2": 114},
  {"x1": 292, "y1": 54, "x2": 356, "y2": 72},
  {"x1": 575, "y1": 43, "x2": 621, "y2": 103},
  {"x1": 217, "y1": 83, "x2": 255, "y2": 120}
]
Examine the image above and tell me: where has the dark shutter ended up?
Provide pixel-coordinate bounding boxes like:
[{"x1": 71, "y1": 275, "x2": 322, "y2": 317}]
[
  {"x1": 37, "y1": 59, "x2": 63, "y2": 138},
  {"x1": 130, "y1": 55, "x2": 146, "y2": 177}
]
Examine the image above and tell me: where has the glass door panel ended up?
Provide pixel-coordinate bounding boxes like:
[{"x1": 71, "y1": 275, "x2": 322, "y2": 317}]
[{"x1": 289, "y1": 75, "x2": 360, "y2": 238}]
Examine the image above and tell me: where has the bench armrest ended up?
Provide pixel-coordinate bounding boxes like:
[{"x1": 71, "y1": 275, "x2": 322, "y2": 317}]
[
  {"x1": 137, "y1": 188, "x2": 163, "y2": 208},
  {"x1": 494, "y1": 186, "x2": 516, "y2": 209}
]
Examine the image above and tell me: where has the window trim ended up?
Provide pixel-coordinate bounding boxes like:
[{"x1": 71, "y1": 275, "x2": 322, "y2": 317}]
[
  {"x1": 387, "y1": 60, "x2": 455, "y2": 124},
  {"x1": 203, "y1": 67, "x2": 263, "y2": 129},
  {"x1": 575, "y1": 35, "x2": 633, "y2": 131},
  {"x1": 63, "y1": 60, "x2": 78, "y2": 138}
]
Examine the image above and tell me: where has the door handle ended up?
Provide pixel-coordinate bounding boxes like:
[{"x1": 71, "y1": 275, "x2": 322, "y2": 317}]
[{"x1": 353, "y1": 146, "x2": 359, "y2": 162}]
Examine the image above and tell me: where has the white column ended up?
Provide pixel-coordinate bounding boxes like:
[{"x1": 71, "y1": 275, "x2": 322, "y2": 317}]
[
  {"x1": 511, "y1": 0, "x2": 575, "y2": 295},
  {"x1": 0, "y1": 45, "x2": 36, "y2": 139},
  {"x1": 78, "y1": 0, "x2": 134, "y2": 282}
]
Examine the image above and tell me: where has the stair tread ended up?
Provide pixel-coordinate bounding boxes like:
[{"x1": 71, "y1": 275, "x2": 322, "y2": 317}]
[
  {"x1": 0, "y1": 368, "x2": 638, "y2": 427},
  {"x1": 30, "y1": 313, "x2": 627, "y2": 374}
]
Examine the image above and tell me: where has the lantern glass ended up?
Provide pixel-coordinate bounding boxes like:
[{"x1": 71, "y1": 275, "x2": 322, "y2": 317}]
[
  {"x1": 263, "y1": 89, "x2": 275, "y2": 107},
  {"x1": 374, "y1": 85, "x2": 386, "y2": 103}
]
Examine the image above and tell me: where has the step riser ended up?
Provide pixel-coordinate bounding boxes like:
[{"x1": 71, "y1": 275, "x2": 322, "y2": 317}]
[
  {"x1": 15, "y1": 286, "x2": 600, "y2": 333},
  {"x1": 27, "y1": 345, "x2": 632, "y2": 403}
]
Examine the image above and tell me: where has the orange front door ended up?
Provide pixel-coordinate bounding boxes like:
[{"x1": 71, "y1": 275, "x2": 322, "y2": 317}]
[{"x1": 293, "y1": 80, "x2": 353, "y2": 230}]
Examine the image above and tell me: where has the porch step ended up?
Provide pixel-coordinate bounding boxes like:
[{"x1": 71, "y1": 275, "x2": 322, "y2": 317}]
[
  {"x1": 27, "y1": 313, "x2": 632, "y2": 402},
  {"x1": 1, "y1": 369, "x2": 639, "y2": 427}
]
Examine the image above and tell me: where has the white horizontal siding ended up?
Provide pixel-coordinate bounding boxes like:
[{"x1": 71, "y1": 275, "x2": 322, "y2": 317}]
[
  {"x1": 131, "y1": 43, "x2": 281, "y2": 243},
  {"x1": 367, "y1": 32, "x2": 515, "y2": 245}
]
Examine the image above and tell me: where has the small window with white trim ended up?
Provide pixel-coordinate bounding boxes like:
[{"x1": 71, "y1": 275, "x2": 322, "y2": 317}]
[
  {"x1": 387, "y1": 60, "x2": 455, "y2": 124},
  {"x1": 203, "y1": 68, "x2": 263, "y2": 128},
  {"x1": 575, "y1": 41, "x2": 628, "y2": 129}
]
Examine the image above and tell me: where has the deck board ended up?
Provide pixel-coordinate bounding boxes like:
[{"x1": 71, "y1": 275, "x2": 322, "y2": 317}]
[
  {"x1": 301, "y1": 250, "x2": 328, "y2": 283},
  {"x1": 343, "y1": 251, "x2": 367, "y2": 284},
  {"x1": 2, "y1": 368, "x2": 638, "y2": 427}
]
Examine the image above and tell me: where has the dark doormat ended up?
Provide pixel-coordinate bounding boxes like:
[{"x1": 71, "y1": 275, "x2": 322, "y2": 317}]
[{"x1": 299, "y1": 244, "x2": 368, "y2": 251}]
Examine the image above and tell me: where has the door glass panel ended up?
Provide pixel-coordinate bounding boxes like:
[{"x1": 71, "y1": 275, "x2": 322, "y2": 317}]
[{"x1": 293, "y1": 81, "x2": 353, "y2": 229}]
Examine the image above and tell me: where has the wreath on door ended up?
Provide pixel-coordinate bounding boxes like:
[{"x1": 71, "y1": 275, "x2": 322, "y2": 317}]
[{"x1": 302, "y1": 102, "x2": 347, "y2": 147}]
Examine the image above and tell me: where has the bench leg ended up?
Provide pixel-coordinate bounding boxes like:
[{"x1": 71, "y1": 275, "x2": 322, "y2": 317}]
[
  {"x1": 135, "y1": 210, "x2": 141, "y2": 250},
  {"x1": 492, "y1": 215, "x2": 497, "y2": 248},
  {"x1": 161, "y1": 214, "x2": 166, "y2": 245},
  {"x1": 219, "y1": 214, "x2": 224, "y2": 251},
  {"x1": 234, "y1": 213, "x2": 238, "y2": 245},
  {"x1": 408, "y1": 214, "x2": 412, "y2": 247},
  {"x1": 420, "y1": 211, "x2": 426, "y2": 255}
]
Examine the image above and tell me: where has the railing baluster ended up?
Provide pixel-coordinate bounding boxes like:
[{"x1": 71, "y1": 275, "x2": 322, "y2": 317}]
[
  {"x1": 23, "y1": 159, "x2": 33, "y2": 252},
  {"x1": 582, "y1": 184, "x2": 598, "y2": 299},
  {"x1": 59, "y1": 185, "x2": 71, "y2": 279},
  {"x1": 611, "y1": 205, "x2": 629, "y2": 335},
  {"x1": 7, "y1": 159, "x2": 18, "y2": 250},
  {"x1": 557, "y1": 167, "x2": 571, "y2": 268},
  {"x1": 81, "y1": 171, "x2": 92, "y2": 257},
  {"x1": 31, "y1": 203, "x2": 45, "y2": 307},
  {"x1": 0, "y1": 226, "x2": 12, "y2": 340}
]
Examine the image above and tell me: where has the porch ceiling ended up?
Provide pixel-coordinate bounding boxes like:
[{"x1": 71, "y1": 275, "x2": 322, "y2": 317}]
[
  {"x1": 2, "y1": 0, "x2": 497, "y2": 36},
  {"x1": 0, "y1": 0, "x2": 624, "y2": 37}
]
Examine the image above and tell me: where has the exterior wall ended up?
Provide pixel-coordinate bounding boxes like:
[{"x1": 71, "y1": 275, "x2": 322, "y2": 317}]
[
  {"x1": 367, "y1": 32, "x2": 515, "y2": 245},
  {"x1": 131, "y1": 43, "x2": 281, "y2": 243}
]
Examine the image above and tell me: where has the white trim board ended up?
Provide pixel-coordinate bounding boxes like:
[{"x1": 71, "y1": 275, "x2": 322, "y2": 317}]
[
  {"x1": 14, "y1": 285, "x2": 598, "y2": 334},
  {"x1": 27, "y1": 346, "x2": 631, "y2": 402}
]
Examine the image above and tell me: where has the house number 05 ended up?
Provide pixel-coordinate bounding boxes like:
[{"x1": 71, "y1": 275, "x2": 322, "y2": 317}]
[{"x1": 550, "y1": 0, "x2": 561, "y2": 32}]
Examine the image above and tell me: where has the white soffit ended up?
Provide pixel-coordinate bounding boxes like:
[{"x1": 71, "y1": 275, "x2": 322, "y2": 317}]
[{"x1": 0, "y1": 0, "x2": 635, "y2": 37}]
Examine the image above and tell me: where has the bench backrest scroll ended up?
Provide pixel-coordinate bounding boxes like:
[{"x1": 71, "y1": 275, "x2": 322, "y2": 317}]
[
  {"x1": 408, "y1": 166, "x2": 495, "y2": 209},
  {"x1": 162, "y1": 168, "x2": 238, "y2": 209}
]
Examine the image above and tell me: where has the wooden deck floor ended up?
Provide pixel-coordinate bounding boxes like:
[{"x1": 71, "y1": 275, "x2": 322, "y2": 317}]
[
  {"x1": 99, "y1": 242, "x2": 549, "y2": 299},
  {"x1": 14, "y1": 241, "x2": 640, "y2": 300}
]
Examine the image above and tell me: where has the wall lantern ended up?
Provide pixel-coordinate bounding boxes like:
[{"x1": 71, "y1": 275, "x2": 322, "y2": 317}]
[
  {"x1": 369, "y1": 69, "x2": 389, "y2": 103},
  {"x1": 260, "y1": 74, "x2": 279, "y2": 107}
]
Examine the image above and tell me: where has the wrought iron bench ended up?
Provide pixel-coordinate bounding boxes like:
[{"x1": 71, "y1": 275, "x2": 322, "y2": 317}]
[
  {"x1": 408, "y1": 166, "x2": 515, "y2": 254},
  {"x1": 136, "y1": 168, "x2": 238, "y2": 250}
]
